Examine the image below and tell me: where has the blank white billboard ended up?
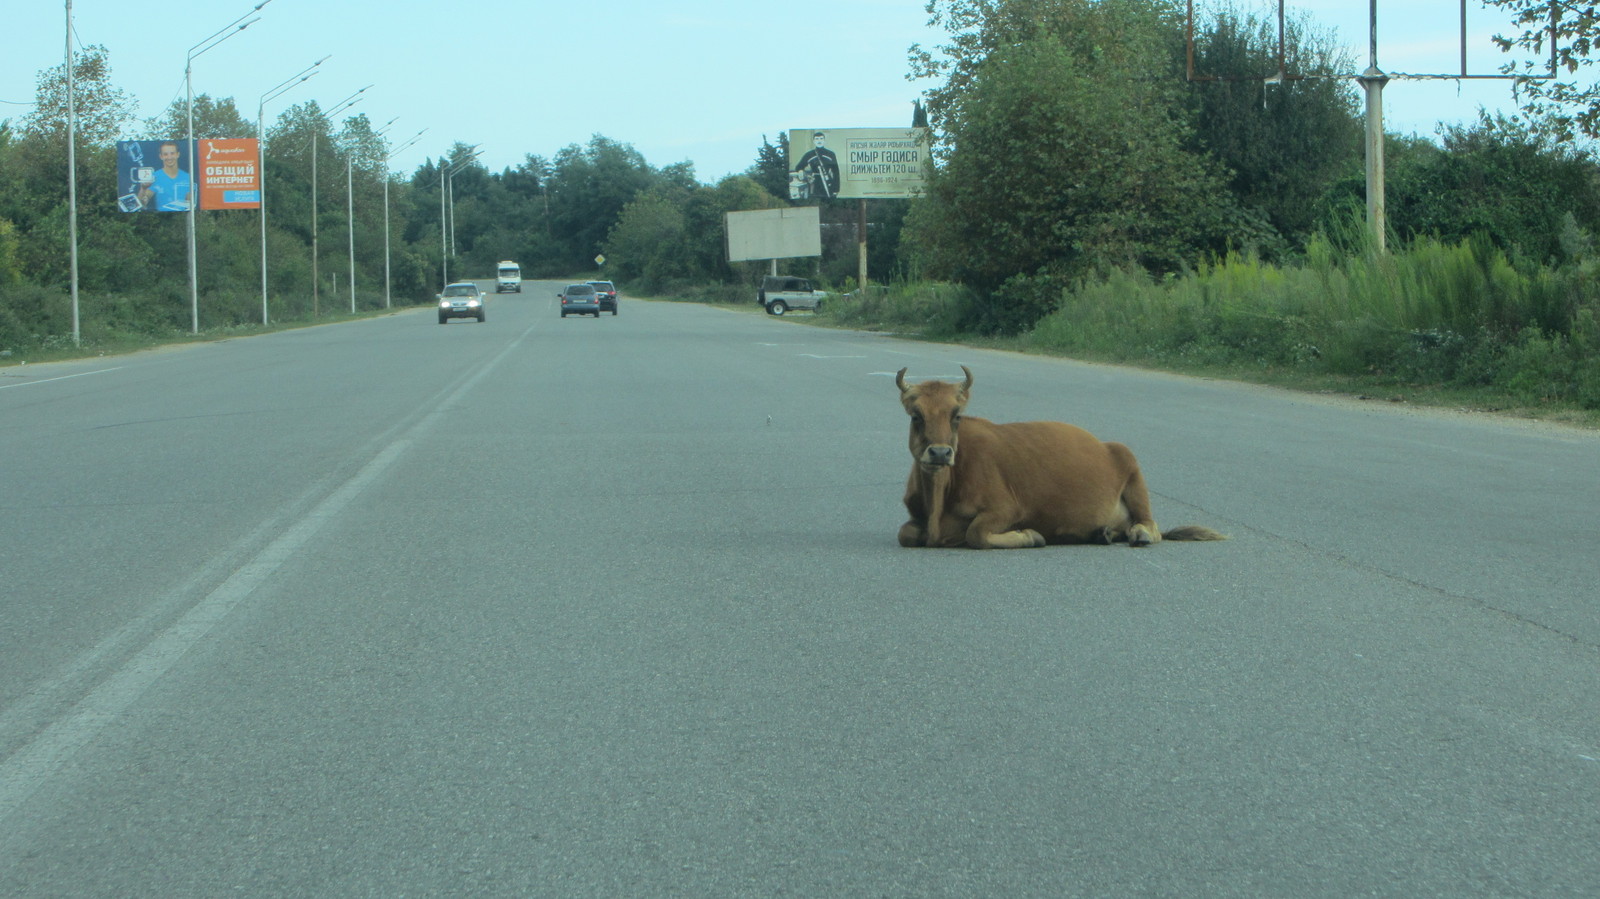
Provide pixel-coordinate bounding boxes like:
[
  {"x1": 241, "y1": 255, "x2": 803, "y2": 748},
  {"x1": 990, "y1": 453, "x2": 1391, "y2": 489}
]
[{"x1": 725, "y1": 207, "x2": 822, "y2": 262}]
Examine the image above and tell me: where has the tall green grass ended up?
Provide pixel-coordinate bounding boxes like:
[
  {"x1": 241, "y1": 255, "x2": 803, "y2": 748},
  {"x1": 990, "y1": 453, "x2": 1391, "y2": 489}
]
[
  {"x1": 826, "y1": 282, "x2": 971, "y2": 338},
  {"x1": 817, "y1": 235, "x2": 1599, "y2": 411},
  {"x1": 1016, "y1": 236, "x2": 1600, "y2": 408}
]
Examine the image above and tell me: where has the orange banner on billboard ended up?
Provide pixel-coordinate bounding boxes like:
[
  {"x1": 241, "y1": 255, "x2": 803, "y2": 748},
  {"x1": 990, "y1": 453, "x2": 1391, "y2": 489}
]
[{"x1": 198, "y1": 139, "x2": 260, "y2": 209}]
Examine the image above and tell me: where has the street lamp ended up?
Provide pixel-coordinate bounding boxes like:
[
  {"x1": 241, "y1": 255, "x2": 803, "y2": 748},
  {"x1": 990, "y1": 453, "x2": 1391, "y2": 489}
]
[
  {"x1": 347, "y1": 116, "x2": 396, "y2": 314},
  {"x1": 186, "y1": 0, "x2": 274, "y2": 334},
  {"x1": 66, "y1": 0, "x2": 80, "y2": 346},
  {"x1": 440, "y1": 147, "x2": 482, "y2": 286},
  {"x1": 383, "y1": 129, "x2": 426, "y2": 309},
  {"x1": 257, "y1": 56, "x2": 327, "y2": 325},
  {"x1": 310, "y1": 86, "x2": 369, "y2": 317}
]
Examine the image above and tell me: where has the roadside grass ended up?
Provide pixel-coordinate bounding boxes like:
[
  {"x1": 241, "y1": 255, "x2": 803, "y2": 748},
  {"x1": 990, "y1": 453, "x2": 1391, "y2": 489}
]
[{"x1": 0, "y1": 294, "x2": 424, "y2": 367}]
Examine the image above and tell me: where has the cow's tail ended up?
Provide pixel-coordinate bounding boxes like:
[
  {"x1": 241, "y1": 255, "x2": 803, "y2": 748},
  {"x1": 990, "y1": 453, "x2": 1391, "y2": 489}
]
[{"x1": 1161, "y1": 525, "x2": 1228, "y2": 542}]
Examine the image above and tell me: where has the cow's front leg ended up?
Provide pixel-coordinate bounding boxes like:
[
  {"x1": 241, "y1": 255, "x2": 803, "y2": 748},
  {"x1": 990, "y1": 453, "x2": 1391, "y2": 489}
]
[
  {"x1": 966, "y1": 511, "x2": 1046, "y2": 549},
  {"x1": 898, "y1": 519, "x2": 928, "y2": 547}
]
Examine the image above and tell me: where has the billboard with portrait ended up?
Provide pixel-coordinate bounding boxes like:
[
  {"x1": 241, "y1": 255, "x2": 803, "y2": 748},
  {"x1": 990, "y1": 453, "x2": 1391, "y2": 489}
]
[
  {"x1": 116, "y1": 138, "x2": 261, "y2": 211},
  {"x1": 786, "y1": 128, "x2": 929, "y2": 200},
  {"x1": 117, "y1": 140, "x2": 193, "y2": 212}
]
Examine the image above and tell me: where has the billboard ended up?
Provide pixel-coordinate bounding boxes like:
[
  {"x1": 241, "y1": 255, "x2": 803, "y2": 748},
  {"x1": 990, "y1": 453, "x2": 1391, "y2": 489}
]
[
  {"x1": 116, "y1": 138, "x2": 260, "y2": 211},
  {"x1": 198, "y1": 139, "x2": 261, "y2": 209},
  {"x1": 726, "y1": 207, "x2": 822, "y2": 262},
  {"x1": 787, "y1": 128, "x2": 928, "y2": 200},
  {"x1": 117, "y1": 140, "x2": 192, "y2": 212}
]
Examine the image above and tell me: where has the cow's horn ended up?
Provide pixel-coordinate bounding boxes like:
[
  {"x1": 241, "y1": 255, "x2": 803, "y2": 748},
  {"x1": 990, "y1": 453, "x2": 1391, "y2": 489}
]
[
  {"x1": 895, "y1": 367, "x2": 909, "y2": 393},
  {"x1": 960, "y1": 365, "x2": 973, "y2": 395}
]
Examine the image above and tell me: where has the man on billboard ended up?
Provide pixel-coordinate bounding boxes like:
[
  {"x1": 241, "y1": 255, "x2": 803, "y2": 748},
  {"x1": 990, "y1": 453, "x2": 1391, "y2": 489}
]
[
  {"x1": 136, "y1": 141, "x2": 192, "y2": 212},
  {"x1": 792, "y1": 131, "x2": 840, "y2": 200}
]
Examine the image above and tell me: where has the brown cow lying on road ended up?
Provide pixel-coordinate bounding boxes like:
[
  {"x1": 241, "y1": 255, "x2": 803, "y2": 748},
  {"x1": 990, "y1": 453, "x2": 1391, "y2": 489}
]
[{"x1": 896, "y1": 366, "x2": 1226, "y2": 549}]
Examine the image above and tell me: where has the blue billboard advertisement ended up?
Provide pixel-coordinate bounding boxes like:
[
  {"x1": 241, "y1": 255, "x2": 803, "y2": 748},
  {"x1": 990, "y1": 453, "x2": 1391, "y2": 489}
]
[{"x1": 117, "y1": 140, "x2": 193, "y2": 212}]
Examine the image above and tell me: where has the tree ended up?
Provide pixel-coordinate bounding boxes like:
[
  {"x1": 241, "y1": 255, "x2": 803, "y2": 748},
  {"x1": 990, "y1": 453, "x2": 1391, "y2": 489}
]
[
  {"x1": 747, "y1": 134, "x2": 790, "y2": 200},
  {"x1": 1384, "y1": 112, "x2": 1600, "y2": 264},
  {"x1": 21, "y1": 44, "x2": 136, "y2": 148},
  {"x1": 0, "y1": 218, "x2": 21, "y2": 287},
  {"x1": 604, "y1": 174, "x2": 783, "y2": 289},
  {"x1": 907, "y1": 0, "x2": 1242, "y2": 331},
  {"x1": 143, "y1": 94, "x2": 255, "y2": 141},
  {"x1": 603, "y1": 188, "x2": 688, "y2": 287},
  {"x1": 1187, "y1": 9, "x2": 1363, "y2": 251},
  {"x1": 546, "y1": 136, "x2": 662, "y2": 270},
  {"x1": 1489, "y1": 0, "x2": 1600, "y2": 140}
]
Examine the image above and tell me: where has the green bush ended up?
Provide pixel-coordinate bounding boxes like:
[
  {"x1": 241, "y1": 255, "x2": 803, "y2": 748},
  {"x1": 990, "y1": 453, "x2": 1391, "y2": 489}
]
[
  {"x1": 1015, "y1": 234, "x2": 1599, "y2": 413},
  {"x1": 829, "y1": 282, "x2": 969, "y2": 338}
]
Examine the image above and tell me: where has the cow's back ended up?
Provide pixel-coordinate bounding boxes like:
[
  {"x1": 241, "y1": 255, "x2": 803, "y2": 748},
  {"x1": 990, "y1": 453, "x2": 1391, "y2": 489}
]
[{"x1": 955, "y1": 418, "x2": 1135, "y2": 540}]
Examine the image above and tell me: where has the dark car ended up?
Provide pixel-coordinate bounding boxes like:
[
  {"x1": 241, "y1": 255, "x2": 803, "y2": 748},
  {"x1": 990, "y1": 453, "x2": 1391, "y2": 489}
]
[
  {"x1": 437, "y1": 281, "x2": 486, "y2": 323},
  {"x1": 587, "y1": 280, "x2": 619, "y2": 315},
  {"x1": 559, "y1": 283, "x2": 602, "y2": 317}
]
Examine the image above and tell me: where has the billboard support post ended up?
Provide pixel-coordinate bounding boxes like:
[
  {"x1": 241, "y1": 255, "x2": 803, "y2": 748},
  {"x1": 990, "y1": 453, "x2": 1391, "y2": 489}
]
[{"x1": 858, "y1": 200, "x2": 868, "y2": 291}]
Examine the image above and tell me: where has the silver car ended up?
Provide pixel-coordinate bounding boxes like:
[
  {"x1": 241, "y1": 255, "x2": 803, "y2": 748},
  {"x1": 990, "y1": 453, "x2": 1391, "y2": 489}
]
[{"x1": 438, "y1": 282, "x2": 486, "y2": 324}]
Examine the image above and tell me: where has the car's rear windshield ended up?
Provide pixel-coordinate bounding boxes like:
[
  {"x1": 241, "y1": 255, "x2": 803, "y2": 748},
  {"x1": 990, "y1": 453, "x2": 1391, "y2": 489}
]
[
  {"x1": 589, "y1": 282, "x2": 614, "y2": 290},
  {"x1": 567, "y1": 285, "x2": 595, "y2": 295}
]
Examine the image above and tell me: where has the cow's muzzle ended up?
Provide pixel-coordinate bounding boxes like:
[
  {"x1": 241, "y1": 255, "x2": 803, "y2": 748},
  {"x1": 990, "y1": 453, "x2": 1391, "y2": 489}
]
[{"x1": 919, "y1": 445, "x2": 955, "y2": 469}]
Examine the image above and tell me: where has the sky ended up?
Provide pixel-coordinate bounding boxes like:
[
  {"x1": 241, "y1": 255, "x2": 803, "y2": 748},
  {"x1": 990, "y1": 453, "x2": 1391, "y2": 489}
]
[{"x1": 2, "y1": 1, "x2": 1558, "y2": 184}]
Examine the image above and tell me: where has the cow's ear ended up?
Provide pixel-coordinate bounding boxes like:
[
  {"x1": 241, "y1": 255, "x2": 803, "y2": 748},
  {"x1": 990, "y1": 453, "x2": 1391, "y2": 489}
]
[
  {"x1": 958, "y1": 365, "x2": 973, "y2": 400},
  {"x1": 896, "y1": 368, "x2": 910, "y2": 395}
]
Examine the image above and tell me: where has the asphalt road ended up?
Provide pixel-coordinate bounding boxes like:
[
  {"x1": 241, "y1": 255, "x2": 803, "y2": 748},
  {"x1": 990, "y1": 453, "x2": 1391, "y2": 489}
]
[{"x1": 2, "y1": 282, "x2": 1598, "y2": 896}]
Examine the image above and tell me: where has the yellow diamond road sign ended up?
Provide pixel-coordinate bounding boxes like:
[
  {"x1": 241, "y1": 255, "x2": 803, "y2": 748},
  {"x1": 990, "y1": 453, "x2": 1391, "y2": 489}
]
[{"x1": 594, "y1": 254, "x2": 605, "y2": 266}]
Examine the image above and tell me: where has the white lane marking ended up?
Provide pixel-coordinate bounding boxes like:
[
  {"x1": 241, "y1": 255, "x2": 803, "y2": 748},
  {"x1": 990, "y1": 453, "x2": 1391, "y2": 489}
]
[
  {"x1": 0, "y1": 439, "x2": 408, "y2": 825},
  {"x1": 0, "y1": 367, "x2": 123, "y2": 390},
  {"x1": 0, "y1": 318, "x2": 543, "y2": 826}
]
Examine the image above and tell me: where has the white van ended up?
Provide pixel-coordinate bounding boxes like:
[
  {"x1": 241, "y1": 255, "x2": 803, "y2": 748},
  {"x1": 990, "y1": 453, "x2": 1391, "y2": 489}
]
[{"x1": 496, "y1": 261, "x2": 522, "y2": 293}]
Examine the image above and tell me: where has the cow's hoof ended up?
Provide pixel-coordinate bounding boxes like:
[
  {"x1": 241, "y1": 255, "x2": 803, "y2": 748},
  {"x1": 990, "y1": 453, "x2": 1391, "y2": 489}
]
[
  {"x1": 1128, "y1": 524, "x2": 1158, "y2": 547},
  {"x1": 898, "y1": 523, "x2": 927, "y2": 547},
  {"x1": 1025, "y1": 529, "x2": 1046, "y2": 547}
]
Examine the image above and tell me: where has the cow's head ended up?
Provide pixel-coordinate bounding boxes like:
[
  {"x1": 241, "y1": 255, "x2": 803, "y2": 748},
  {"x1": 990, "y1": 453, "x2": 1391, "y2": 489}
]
[{"x1": 896, "y1": 366, "x2": 972, "y2": 473}]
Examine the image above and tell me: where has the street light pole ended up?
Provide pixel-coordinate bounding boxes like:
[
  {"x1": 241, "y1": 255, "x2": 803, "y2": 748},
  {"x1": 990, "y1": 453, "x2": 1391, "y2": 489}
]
[
  {"x1": 310, "y1": 86, "x2": 369, "y2": 317},
  {"x1": 66, "y1": 0, "x2": 80, "y2": 346},
  {"x1": 185, "y1": 1, "x2": 273, "y2": 334},
  {"x1": 439, "y1": 147, "x2": 482, "y2": 286},
  {"x1": 383, "y1": 130, "x2": 426, "y2": 309},
  {"x1": 257, "y1": 56, "x2": 327, "y2": 326},
  {"x1": 448, "y1": 154, "x2": 483, "y2": 258},
  {"x1": 347, "y1": 116, "x2": 395, "y2": 314},
  {"x1": 347, "y1": 154, "x2": 355, "y2": 313}
]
